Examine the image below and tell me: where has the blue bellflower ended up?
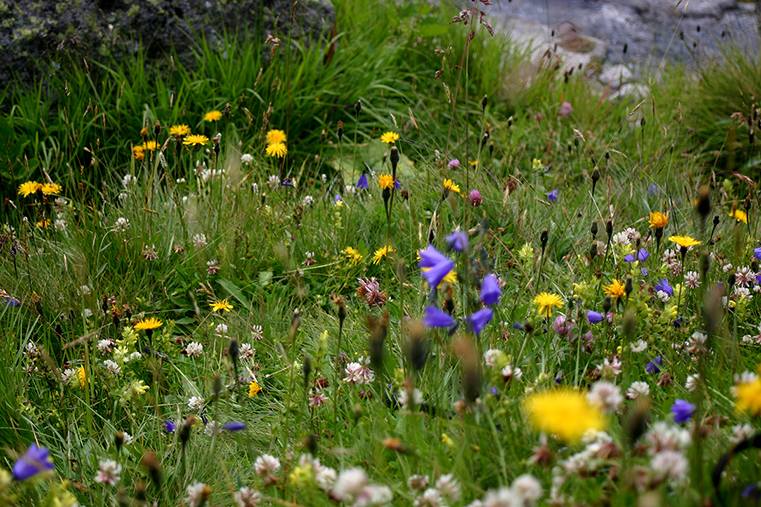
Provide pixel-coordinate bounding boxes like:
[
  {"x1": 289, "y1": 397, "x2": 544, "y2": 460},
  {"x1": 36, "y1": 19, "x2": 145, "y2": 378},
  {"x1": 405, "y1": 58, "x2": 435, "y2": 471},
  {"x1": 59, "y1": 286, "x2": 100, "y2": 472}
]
[
  {"x1": 468, "y1": 308, "x2": 493, "y2": 335},
  {"x1": 480, "y1": 274, "x2": 501, "y2": 305},
  {"x1": 654, "y1": 278, "x2": 673, "y2": 296},
  {"x1": 548, "y1": 189, "x2": 558, "y2": 203},
  {"x1": 587, "y1": 310, "x2": 603, "y2": 324},
  {"x1": 12, "y1": 444, "x2": 54, "y2": 481},
  {"x1": 445, "y1": 231, "x2": 468, "y2": 253},
  {"x1": 422, "y1": 306, "x2": 455, "y2": 328},
  {"x1": 671, "y1": 399, "x2": 695, "y2": 423},
  {"x1": 356, "y1": 173, "x2": 369, "y2": 189}
]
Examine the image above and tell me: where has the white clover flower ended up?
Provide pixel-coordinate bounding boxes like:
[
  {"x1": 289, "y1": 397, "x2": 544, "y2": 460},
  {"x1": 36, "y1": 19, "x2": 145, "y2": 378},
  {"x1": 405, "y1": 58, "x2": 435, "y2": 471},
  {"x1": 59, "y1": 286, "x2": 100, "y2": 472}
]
[
  {"x1": 186, "y1": 342, "x2": 203, "y2": 358},
  {"x1": 331, "y1": 467, "x2": 368, "y2": 501},
  {"x1": 192, "y1": 233, "x2": 207, "y2": 249},
  {"x1": 114, "y1": 217, "x2": 130, "y2": 232},
  {"x1": 626, "y1": 381, "x2": 650, "y2": 399},
  {"x1": 103, "y1": 359, "x2": 121, "y2": 375},
  {"x1": 685, "y1": 374, "x2": 699, "y2": 391},
  {"x1": 188, "y1": 396, "x2": 204, "y2": 411},
  {"x1": 587, "y1": 381, "x2": 623, "y2": 413},
  {"x1": 436, "y1": 474, "x2": 461, "y2": 502},
  {"x1": 650, "y1": 450, "x2": 688, "y2": 482},
  {"x1": 316, "y1": 467, "x2": 337, "y2": 492},
  {"x1": 185, "y1": 481, "x2": 208, "y2": 507},
  {"x1": 241, "y1": 154, "x2": 254, "y2": 165},
  {"x1": 94, "y1": 459, "x2": 122, "y2": 486},
  {"x1": 630, "y1": 339, "x2": 647, "y2": 352},
  {"x1": 254, "y1": 454, "x2": 281, "y2": 477},
  {"x1": 510, "y1": 474, "x2": 542, "y2": 504}
]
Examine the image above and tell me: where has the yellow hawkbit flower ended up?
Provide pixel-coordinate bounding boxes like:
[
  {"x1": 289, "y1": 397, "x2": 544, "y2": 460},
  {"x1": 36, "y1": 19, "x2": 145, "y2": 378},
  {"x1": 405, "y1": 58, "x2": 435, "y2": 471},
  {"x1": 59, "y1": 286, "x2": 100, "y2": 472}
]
[
  {"x1": 133, "y1": 146, "x2": 145, "y2": 160},
  {"x1": 524, "y1": 389, "x2": 606, "y2": 442},
  {"x1": 378, "y1": 174, "x2": 394, "y2": 190},
  {"x1": 41, "y1": 183, "x2": 61, "y2": 195},
  {"x1": 77, "y1": 366, "x2": 87, "y2": 389},
  {"x1": 18, "y1": 181, "x2": 42, "y2": 197},
  {"x1": 265, "y1": 142, "x2": 287, "y2": 158},
  {"x1": 372, "y1": 245, "x2": 394, "y2": 265},
  {"x1": 733, "y1": 375, "x2": 761, "y2": 416},
  {"x1": 380, "y1": 131, "x2": 399, "y2": 144},
  {"x1": 140, "y1": 127, "x2": 149, "y2": 137},
  {"x1": 533, "y1": 292, "x2": 563, "y2": 318},
  {"x1": 730, "y1": 209, "x2": 748, "y2": 224},
  {"x1": 36, "y1": 218, "x2": 50, "y2": 228},
  {"x1": 648, "y1": 212, "x2": 668, "y2": 228},
  {"x1": 134, "y1": 317, "x2": 163, "y2": 331},
  {"x1": 266, "y1": 129, "x2": 287, "y2": 144},
  {"x1": 603, "y1": 279, "x2": 626, "y2": 301},
  {"x1": 169, "y1": 124, "x2": 191, "y2": 136},
  {"x1": 249, "y1": 381, "x2": 262, "y2": 397},
  {"x1": 142, "y1": 140, "x2": 159, "y2": 151},
  {"x1": 204, "y1": 110, "x2": 223, "y2": 122},
  {"x1": 343, "y1": 247, "x2": 363, "y2": 265},
  {"x1": 211, "y1": 299, "x2": 233, "y2": 312},
  {"x1": 668, "y1": 235, "x2": 702, "y2": 249},
  {"x1": 443, "y1": 179, "x2": 461, "y2": 194},
  {"x1": 183, "y1": 134, "x2": 209, "y2": 146}
]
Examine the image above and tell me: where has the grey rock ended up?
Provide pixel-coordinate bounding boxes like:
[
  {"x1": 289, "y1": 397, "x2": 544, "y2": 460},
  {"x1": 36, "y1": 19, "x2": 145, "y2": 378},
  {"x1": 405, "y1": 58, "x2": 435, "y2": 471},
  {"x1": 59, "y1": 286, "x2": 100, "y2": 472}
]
[
  {"x1": 0, "y1": 0, "x2": 334, "y2": 89},
  {"x1": 599, "y1": 64, "x2": 633, "y2": 89},
  {"x1": 611, "y1": 83, "x2": 651, "y2": 101}
]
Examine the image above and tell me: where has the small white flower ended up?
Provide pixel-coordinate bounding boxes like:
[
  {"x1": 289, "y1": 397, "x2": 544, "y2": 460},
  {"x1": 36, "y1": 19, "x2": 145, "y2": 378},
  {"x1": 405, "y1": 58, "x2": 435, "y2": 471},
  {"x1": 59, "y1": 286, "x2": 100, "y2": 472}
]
[
  {"x1": 407, "y1": 475, "x2": 429, "y2": 491},
  {"x1": 79, "y1": 285, "x2": 91, "y2": 296},
  {"x1": 630, "y1": 339, "x2": 648, "y2": 353},
  {"x1": 510, "y1": 474, "x2": 542, "y2": 504},
  {"x1": 185, "y1": 481, "x2": 208, "y2": 507},
  {"x1": 501, "y1": 364, "x2": 522, "y2": 381},
  {"x1": 103, "y1": 359, "x2": 121, "y2": 375},
  {"x1": 215, "y1": 323, "x2": 228, "y2": 336},
  {"x1": 254, "y1": 454, "x2": 281, "y2": 477},
  {"x1": 483, "y1": 349, "x2": 502, "y2": 368},
  {"x1": 234, "y1": 487, "x2": 261, "y2": 507},
  {"x1": 192, "y1": 233, "x2": 207, "y2": 249},
  {"x1": 239, "y1": 343, "x2": 254, "y2": 359},
  {"x1": 122, "y1": 174, "x2": 135, "y2": 187},
  {"x1": 251, "y1": 325, "x2": 264, "y2": 340},
  {"x1": 121, "y1": 431, "x2": 134, "y2": 445},
  {"x1": 626, "y1": 381, "x2": 650, "y2": 400},
  {"x1": 188, "y1": 396, "x2": 204, "y2": 411},
  {"x1": 62, "y1": 368, "x2": 78, "y2": 384},
  {"x1": 303, "y1": 195, "x2": 314, "y2": 206},
  {"x1": 252, "y1": 183, "x2": 259, "y2": 194},
  {"x1": 316, "y1": 467, "x2": 337, "y2": 492},
  {"x1": 729, "y1": 424, "x2": 755, "y2": 444},
  {"x1": 241, "y1": 153, "x2": 254, "y2": 165},
  {"x1": 54, "y1": 219, "x2": 67, "y2": 231},
  {"x1": 186, "y1": 342, "x2": 204, "y2": 358},
  {"x1": 483, "y1": 487, "x2": 519, "y2": 507},
  {"x1": 650, "y1": 450, "x2": 688, "y2": 482},
  {"x1": 331, "y1": 467, "x2": 368, "y2": 501},
  {"x1": 685, "y1": 374, "x2": 699, "y2": 391},
  {"x1": 128, "y1": 351, "x2": 142, "y2": 362},
  {"x1": 436, "y1": 474, "x2": 461, "y2": 502},
  {"x1": 94, "y1": 459, "x2": 122, "y2": 486},
  {"x1": 587, "y1": 381, "x2": 623, "y2": 413},
  {"x1": 203, "y1": 420, "x2": 222, "y2": 436},
  {"x1": 656, "y1": 290, "x2": 670, "y2": 302},
  {"x1": 114, "y1": 217, "x2": 130, "y2": 232},
  {"x1": 398, "y1": 388, "x2": 424, "y2": 408}
]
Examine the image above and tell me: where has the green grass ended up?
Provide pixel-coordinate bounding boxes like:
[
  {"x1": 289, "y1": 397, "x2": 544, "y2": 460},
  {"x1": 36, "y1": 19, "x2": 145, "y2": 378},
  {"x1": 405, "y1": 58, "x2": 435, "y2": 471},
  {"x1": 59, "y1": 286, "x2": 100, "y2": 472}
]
[{"x1": 1, "y1": 0, "x2": 761, "y2": 506}]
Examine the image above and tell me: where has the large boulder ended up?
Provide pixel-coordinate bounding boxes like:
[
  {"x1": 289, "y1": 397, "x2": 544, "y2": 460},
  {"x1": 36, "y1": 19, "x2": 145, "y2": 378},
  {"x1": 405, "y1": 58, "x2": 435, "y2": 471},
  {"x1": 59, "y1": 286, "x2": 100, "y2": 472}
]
[{"x1": 0, "y1": 0, "x2": 334, "y2": 89}]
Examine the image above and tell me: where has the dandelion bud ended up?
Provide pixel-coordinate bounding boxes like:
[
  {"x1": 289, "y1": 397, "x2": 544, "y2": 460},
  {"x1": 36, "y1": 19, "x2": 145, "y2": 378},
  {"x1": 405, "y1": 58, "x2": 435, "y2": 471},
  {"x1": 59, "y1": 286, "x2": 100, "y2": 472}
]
[
  {"x1": 141, "y1": 450, "x2": 162, "y2": 489},
  {"x1": 180, "y1": 416, "x2": 195, "y2": 449},
  {"x1": 213, "y1": 374, "x2": 223, "y2": 397},
  {"x1": 602, "y1": 296, "x2": 613, "y2": 314},
  {"x1": 405, "y1": 320, "x2": 428, "y2": 372},
  {"x1": 606, "y1": 220, "x2": 613, "y2": 242},
  {"x1": 591, "y1": 220, "x2": 598, "y2": 238},
  {"x1": 355, "y1": 99, "x2": 362, "y2": 116},
  {"x1": 489, "y1": 140, "x2": 494, "y2": 155},
  {"x1": 481, "y1": 131, "x2": 490, "y2": 148},
  {"x1": 540, "y1": 229, "x2": 548, "y2": 250},
  {"x1": 223, "y1": 103, "x2": 231, "y2": 117},
  {"x1": 303, "y1": 354, "x2": 312, "y2": 390},
  {"x1": 481, "y1": 94, "x2": 488, "y2": 112},
  {"x1": 335, "y1": 295, "x2": 347, "y2": 327},
  {"x1": 625, "y1": 277, "x2": 633, "y2": 298},
  {"x1": 353, "y1": 403, "x2": 362, "y2": 424},
  {"x1": 591, "y1": 166, "x2": 600, "y2": 193},
  {"x1": 337, "y1": 121, "x2": 344, "y2": 143},
  {"x1": 589, "y1": 241, "x2": 597, "y2": 260},
  {"x1": 622, "y1": 309, "x2": 637, "y2": 340},
  {"x1": 305, "y1": 433, "x2": 318, "y2": 455},
  {"x1": 153, "y1": 121, "x2": 161, "y2": 137},
  {"x1": 115, "y1": 431, "x2": 124, "y2": 453},
  {"x1": 390, "y1": 146, "x2": 400, "y2": 173},
  {"x1": 696, "y1": 185, "x2": 712, "y2": 219}
]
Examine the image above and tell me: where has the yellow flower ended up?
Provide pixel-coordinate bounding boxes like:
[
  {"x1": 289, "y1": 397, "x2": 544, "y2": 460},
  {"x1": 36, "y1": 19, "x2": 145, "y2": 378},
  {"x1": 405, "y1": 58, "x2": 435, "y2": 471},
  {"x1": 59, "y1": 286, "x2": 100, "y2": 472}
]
[
  {"x1": 41, "y1": 183, "x2": 61, "y2": 195},
  {"x1": 132, "y1": 146, "x2": 145, "y2": 160},
  {"x1": 524, "y1": 389, "x2": 606, "y2": 442},
  {"x1": 733, "y1": 377, "x2": 761, "y2": 416},
  {"x1": 533, "y1": 292, "x2": 563, "y2": 318},
  {"x1": 603, "y1": 279, "x2": 626, "y2": 302},
  {"x1": 265, "y1": 142, "x2": 288, "y2": 158},
  {"x1": 469, "y1": 160, "x2": 478, "y2": 167},
  {"x1": 648, "y1": 212, "x2": 668, "y2": 228},
  {"x1": 380, "y1": 131, "x2": 399, "y2": 144},
  {"x1": 343, "y1": 247, "x2": 363, "y2": 265},
  {"x1": 422, "y1": 267, "x2": 458, "y2": 288},
  {"x1": 443, "y1": 179, "x2": 461, "y2": 194},
  {"x1": 131, "y1": 380, "x2": 148, "y2": 396},
  {"x1": 372, "y1": 245, "x2": 394, "y2": 265},
  {"x1": 668, "y1": 235, "x2": 702, "y2": 249},
  {"x1": 169, "y1": 124, "x2": 191, "y2": 136},
  {"x1": 249, "y1": 381, "x2": 262, "y2": 397},
  {"x1": 266, "y1": 129, "x2": 287, "y2": 144},
  {"x1": 441, "y1": 433, "x2": 455, "y2": 450},
  {"x1": 18, "y1": 181, "x2": 42, "y2": 197},
  {"x1": 77, "y1": 366, "x2": 86, "y2": 389},
  {"x1": 36, "y1": 218, "x2": 50, "y2": 228},
  {"x1": 378, "y1": 174, "x2": 395, "y2": 190},
  {"x1": 730, "y1": 209, "x2": 748, "y2": 224},
  {"x1": 532, "y1": 158, "x2": 544, "y2": 171},
  {"x1": 140, "y1": 127, "x2": 149, "y2": 137},
  {"x1": 183, "y1": 134, "x2": 209, "y2": 146},
  {"x1": 142, "y1": 140, "x2": 159, "y2": 151},
  {"x1": 134, "y1": 317, "x2": 163, "y2": 331},
  {"x1": 211, "y1": 299, "x2": 233, "y2": 312},
  {"x1": 204, "y1": 110, "x2": 223, "y2": 122}
]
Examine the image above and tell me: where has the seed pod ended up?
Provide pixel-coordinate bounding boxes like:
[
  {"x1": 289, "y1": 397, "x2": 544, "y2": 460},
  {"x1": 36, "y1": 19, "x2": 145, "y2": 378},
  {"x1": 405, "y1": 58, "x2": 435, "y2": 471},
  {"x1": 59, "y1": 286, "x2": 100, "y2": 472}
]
[
  {"x1": 141, "y1": 451, "x2": 162, "y2": 489},
  {"x1": 481, "y1": 94, "x2": 488, "y2": 112},
  {"x1": 696, "y1": 186, "x2": 712, "y2": 219},
  {"x1": 591, "y1": 220, "x2": 598, "y2": 238},
  {"x1": 540, "y1": 229, "x2": 549, "y2": 250},
  {"x1": 355, "y1": 99, "x2": 362, "y2": 116},
  {"x1": 606, "y1": 220, "x2": 613, "y2": 242},
  {"x1": 303, "y1": 354, "x2": 312, "y2": 390},
  {"x1": 602, "y1": 296, "x2": 613, "y2": 314}
]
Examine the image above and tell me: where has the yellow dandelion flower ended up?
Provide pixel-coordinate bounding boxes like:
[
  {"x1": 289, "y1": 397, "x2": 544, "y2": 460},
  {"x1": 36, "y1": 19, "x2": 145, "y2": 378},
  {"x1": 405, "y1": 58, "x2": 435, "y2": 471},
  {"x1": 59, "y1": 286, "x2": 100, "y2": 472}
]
[
  {"x1": 378, "y1": 174, "x2": 395, "y2": 190},
  {"x1": 730, "y1": 209, "x2": 748, "y2": 224},
  {"x1": 524, "y1": 389, "x2": 607, "y2": 442},
  {"x1": 469, "y1": 160, "x2": 478, "y2": 167},
  {"x1": 668, "y1": 235, "x2": 702, "y2": 249},
  {"x1": 204, "y1": 110, "x2": 223, "y2": 122},
  {"x1": 380, "y1": 131, "x2": 400, "y2": 144},
  {"x1": 169, "y1": 124, "x2": 191, "y2": 136},
  {"x1": 41, "y1": 183, "x2": 61, "y2": 195},
  {"x1": 343, "y1": 247, "x2": 364, "y2": 265},
  {"x1": 443, "y1": 178, "x2": 461, "y2": 194},
  {"x1": 648, "y1": 211, "x2": 668, "y2": 228},
  {"x1": 372, "y1": 245, "x2": 394, "y2": 265},
  {"x1": 133, "y1": 146, "x2": 145, "y2": 160},
  {"x1": 422, "y1": 267, "x2": 458, "y2": 288},
  {"x1": 603, "y1": 279, "x2": 627, "y2": 302},
  {"x1": 140, "y1": 127, "x2": 149, "y2": 137},
  {"x1": 265, "y1": 142, "x2": 288, "y2": 158},
  {"x1": 36, "y1": 218, "x2": 50, "y2": 228},
  {"x1": 77, "y1": 366, "x2": 87, "y2": 389},
  {"x1": 134, "y1": 317, "x2": 163, "y2": 331},
  {"x1": 249, "y1": 381, "x2": 262, "y2": 398},
  {"x1": 142, "y1": 140, "x2": 159, "y2": 151},
  {"x1": 18, "y1": 181, "x2": 42, "y2": 197},
  {"x1": 733, "y1": 377, "x2": 761, "y2": 416},
  {"x1": 211, "y1": 299, "x2": 233, "y2": 312},
  {"x1": 266, "y1": 129, "x2": 287, "y2": 144},
  {"x1": 533, "y1": 292, "x2": 563, "y2": 318},
  {"x1": 183, "y1": 134, "x2": 209, "y2": 147}
]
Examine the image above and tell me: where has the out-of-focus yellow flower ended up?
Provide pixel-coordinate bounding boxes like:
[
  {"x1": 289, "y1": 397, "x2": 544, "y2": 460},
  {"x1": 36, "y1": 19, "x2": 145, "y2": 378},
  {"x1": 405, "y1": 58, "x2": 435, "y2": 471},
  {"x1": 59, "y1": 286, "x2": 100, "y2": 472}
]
[{"x1": 204, "y1": 110, "x2": 222, "y2": 122}]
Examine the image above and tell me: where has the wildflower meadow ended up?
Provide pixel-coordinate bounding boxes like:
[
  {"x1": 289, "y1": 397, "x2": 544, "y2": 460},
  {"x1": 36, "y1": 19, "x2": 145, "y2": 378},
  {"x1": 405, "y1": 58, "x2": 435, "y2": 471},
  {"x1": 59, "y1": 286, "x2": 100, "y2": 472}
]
[{"x1": 1, "y1": 0, "x2": 761, "y2": 506}]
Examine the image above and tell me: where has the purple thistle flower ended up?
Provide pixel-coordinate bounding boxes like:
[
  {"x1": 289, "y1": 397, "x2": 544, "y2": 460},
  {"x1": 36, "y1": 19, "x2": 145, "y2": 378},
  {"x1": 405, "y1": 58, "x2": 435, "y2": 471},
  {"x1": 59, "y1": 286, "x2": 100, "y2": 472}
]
[
  {"x1": 356, "y1": 173, "x2": 369, "y2": 189},
  {"x1": 468, "y1": 308, "x2": 493, "y2": 336},
  {"x1": 480, "y1": 274, "x2": 501, "y2": 306},
  {"x1": 223, "y1": 421, "x2": 246, "y2": 432},
  {"x1": 671, "y1": 399, "x2": 695, "y2": 423},
  {"x1": 445, "y1": 231, "x2": 468, "y2": 253},
  {"x1": 418, "y1": 245, "x2": 450, "y2": 268},
  {"x1": 548, "y1": 189, "x2": 558, "y2": 203},
  {"x1": 654, "y1": 278, "x2": 673, "y2": 296},
  {"x1": 165, "y1": 420, "x2": 176, "y2": 433},
  {"x1": 422, "y1": 306, "x2": 455, "y2": 328},
  {"x1": 12, "y1": 444, "x2": 54, "y2": 481},
  {"x1": 587, "y1": 310, "x2": 603, "y2": 324},
  {"x1": 421, "y1": 259, "x2": 454, "y2": 288},
  {"x1": 448, "y1": 159, "x2": 460, "y2": 170},
  {"x1": 646, "y1": 357, "x2": 662, "y2": 374}
]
